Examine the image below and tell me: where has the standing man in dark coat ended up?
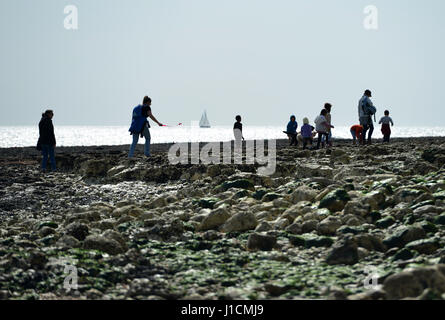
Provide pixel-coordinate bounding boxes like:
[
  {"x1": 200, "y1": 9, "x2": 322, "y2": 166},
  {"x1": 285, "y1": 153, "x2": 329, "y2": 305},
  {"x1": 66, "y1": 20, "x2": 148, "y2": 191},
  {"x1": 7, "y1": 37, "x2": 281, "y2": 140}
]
[{"x1": 38, "y1": 110, "x2": 56, "y2": 172}]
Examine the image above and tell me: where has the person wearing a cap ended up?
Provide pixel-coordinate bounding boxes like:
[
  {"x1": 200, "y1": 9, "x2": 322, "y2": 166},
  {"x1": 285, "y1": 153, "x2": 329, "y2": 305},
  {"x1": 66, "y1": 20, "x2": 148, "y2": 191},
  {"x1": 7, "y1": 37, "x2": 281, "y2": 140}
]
[{"x1": 358, "y1": 89, "x2": 375, "y2": 145}]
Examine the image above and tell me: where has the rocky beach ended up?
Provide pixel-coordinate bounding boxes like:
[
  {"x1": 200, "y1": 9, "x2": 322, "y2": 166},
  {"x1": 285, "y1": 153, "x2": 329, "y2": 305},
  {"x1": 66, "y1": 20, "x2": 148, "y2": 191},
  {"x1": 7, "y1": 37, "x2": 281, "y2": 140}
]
[{"x1": 1, "y1": 137, "x2": 445, "y2": 300}]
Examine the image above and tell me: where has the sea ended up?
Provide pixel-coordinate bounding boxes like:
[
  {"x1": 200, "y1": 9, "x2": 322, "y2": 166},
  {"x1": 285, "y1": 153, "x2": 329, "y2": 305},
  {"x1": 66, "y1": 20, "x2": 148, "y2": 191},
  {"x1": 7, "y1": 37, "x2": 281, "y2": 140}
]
[{"x1": 1, "y1": 125, "x2": 445, "y2": 148}]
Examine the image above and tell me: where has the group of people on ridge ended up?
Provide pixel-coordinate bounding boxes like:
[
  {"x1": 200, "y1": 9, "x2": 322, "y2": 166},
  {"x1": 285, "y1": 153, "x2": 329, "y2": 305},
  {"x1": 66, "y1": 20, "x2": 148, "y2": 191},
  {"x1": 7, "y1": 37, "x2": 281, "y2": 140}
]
[
  {"x1": 284, "y1": 103, "x2": 334, "y2": 150},
  {"x1": 284, "y1": 89, "x2": 394, "y2": 149},
  {"x1": 38, "y1": 90, "x2": 395, "y2": 172}
]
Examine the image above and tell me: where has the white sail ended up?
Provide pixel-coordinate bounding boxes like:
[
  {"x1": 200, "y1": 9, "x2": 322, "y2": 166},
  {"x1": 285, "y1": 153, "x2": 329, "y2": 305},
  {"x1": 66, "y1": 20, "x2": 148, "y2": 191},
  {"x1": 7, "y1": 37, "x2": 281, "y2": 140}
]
[{"x1": 199, "y1": 110, "x2": 211, "y2": 128}]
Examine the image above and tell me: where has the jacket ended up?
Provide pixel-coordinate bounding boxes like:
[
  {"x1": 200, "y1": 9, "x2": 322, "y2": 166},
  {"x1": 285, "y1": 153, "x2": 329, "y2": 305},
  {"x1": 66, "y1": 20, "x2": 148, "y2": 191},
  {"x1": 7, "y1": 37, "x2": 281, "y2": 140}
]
[
  {"x1": 129, "y1": 105, "x2": 149, "y2": 134},
  {"x1": 38, "y1": 116, "x2": 56, "y2": 146}
]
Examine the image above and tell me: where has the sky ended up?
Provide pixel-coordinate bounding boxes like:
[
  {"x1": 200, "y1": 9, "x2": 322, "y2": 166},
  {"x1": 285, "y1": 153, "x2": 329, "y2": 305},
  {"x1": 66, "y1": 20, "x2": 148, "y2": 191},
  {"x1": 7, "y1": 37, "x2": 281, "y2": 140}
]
[{"x1": 0, "y1": 0, "x2": 444, "y2": 127}]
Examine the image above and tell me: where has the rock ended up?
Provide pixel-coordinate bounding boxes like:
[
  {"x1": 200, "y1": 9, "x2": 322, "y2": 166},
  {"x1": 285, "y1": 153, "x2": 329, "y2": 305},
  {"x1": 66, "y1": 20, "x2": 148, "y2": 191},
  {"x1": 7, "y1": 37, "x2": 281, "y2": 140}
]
[
  {"x1": 80, "y1": 159, "x2": 110, "y2": 177},
  {"x1": 28, "y1": 251, "x2": 48, "y2": 269},
  {"x1": 127, "y1": 278, "x2": 152, "y2": 297},
  {"x1": 207, "y1": 165, "x2": 221, "y2": 177},
  {"x1": 65, "y1": 222, "x2": 89, "y2": 241},
  {"x1": 363, "y1": 190, "x2": 386, "y2": 210},
  {"x1": 346, "y1": 216, "x2": 364, "y2": 227},
  {"x1": 434, "y1": 190, "x2": 445, "y2": 200},
  {"x1": 107, "y1": 165, "x2": 126, "y2": 177},
  {"x1": 326, "y1": 237, "x2": 359, "y2": 265},
  {"x1": 302, "y1": 219, "x2": 318, "y2": 233},
  {"x1": 318, "y1": 216, "x2": 342, "y2": 236},
  {"x1": 56, "y1": 235, "x2": 81, "y2": 249},
  {"x1": 232, "y1": 190, "x2": 250, "y2": 200},
  {"x1": 102, "y1": 230, "x2": 128, "y2": 250},
  {"x1": 419, "y1": 221, "x2": 438, "y2": 233},
  {"x1": 285, "y1": 223, "x2": 302, "y2": 235},
  {"x1": 347, "y1": 290, "x2": 386, "y2": 300},
  {"x1": 221, "y1": 212, "x2": 258, "y2": 233},
  {"x1": 405, "y1": 238, "x2": 441, "y2": 255},
  {"x1": 202, "y1": 230, "x2": 221, "y2": 241},
  {"x1": 0, "y1": 290, "x2": 10, "y2": 300},
  {"x1": 434, "y1": 213, "x2": 445, "y2": 225},
  {"x1": 319, "y1": 189, "x2": 351, "y2": 212},
  {"x1": 392, "y1": 248, "x2": 415, "y2": 261},
  {"x1": 290, "y1": 186, "x2": 317, "y2": 204},
  {"x1": 197, "y1": 207, "x2": 231, "y2": 231},
  {"x1": 246, "y1": 233, "x2": 277, "y2": 251},
  {"x1": 357, "y1": 247, "x2": 369, "y2": 259},
  {"x1": 417, "y1": 288, "x2": 445, "y2": 300},
  {"x1": 354, "y1": 234, "x2": 386, "y2": 252},
  {"x1": 375, "y1": 216, "x2": 396, "y2": 229},
  {"x1": 343, "y1": 201, "x2": 371, "y2": 217},
  {"x1": 264, "y1": 283, "x2": 291, "y2": 296},
  {"x1": 383, "y1": 265, "x2": 445, "y2": 299},
  {"x1": 38, "y1": 221, "x2": 58, "y2": 230},
  {"x1": 85, "y1": 288, "x2": 103, "y2": 300},
  {"x1": 39, "y1": 226, "x2": 56, "y2": 238},
  {"x1": 83, "y1": 235, "x2": 125, "y2": 255},
  {"x1": 383, "y1": 225, "x2": 426, "y2": 249},
  {"x1": 394, "y1": 188, "x2": 426, "y2": 204},
  {"x1": 221, "y1": 179, "x2": 255, "y2": 191},
  {"x1": 146, "y1": 197, "x2": 168, "y2": 209},
  {"x1": 195, "y1": 198, "x2": 219, "y2": 209},
  {"x1": 413, "y1": 205, "x2": 443, "y2": 216},
  {"x1": 252, "y1": 189, "x2": 268, "y2": 201},
  {"x1": 337, "y1": 225, "x2": 366, "y2": 235},
  {"x1": 324, "y1": 287, "x2": 349, "y2": 300},
  {"x1": 296, "y1": 163, "x2": 333, "y2": 179},
  {"x1": 255, "y1": 221, "x2": 272, "y2": 232},
  {"x1": 262, "y1": 193, "x2": 281, "y2": 202},
  {"x1": 305, "y1": 236, "x2": 334, "y2": 248},
  {"x1": 274, "y1": 217, "x2": 290, "y2": 230}
]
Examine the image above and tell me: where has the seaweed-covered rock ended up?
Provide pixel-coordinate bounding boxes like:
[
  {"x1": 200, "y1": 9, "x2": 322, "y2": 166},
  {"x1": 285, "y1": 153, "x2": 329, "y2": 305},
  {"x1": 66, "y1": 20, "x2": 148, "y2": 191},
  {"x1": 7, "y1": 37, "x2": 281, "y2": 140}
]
[
  {"x1": 246, "y1": 233, "x2": 277, "y2": 251},
  {"x1": 319, "y1": 189, "x2": 351, "y2": 212},
  {"x1": 383, "y1": 265, "x2": 445, "y2": 299},
  {"x1": 65, "y1": 222, "x2": 89, "y2": 241},
  {"x1": 383, "y1": 225, "x2": 426, "y2": 249},
  {"x1": 83, "y1": 235, "x2": 125, "y2": 255},
  {"x1": 405, "y1": 238, "x2": 441, "y2": 255},
  {"x1": 326, "y1": 237, "x2": 359, "y2": 265}
]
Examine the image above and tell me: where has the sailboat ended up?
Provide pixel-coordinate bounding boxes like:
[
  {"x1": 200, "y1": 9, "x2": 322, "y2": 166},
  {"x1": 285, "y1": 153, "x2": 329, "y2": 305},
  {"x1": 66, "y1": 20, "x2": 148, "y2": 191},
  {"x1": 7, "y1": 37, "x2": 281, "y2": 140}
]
[{"x1": 199, "y1": 110, "x2": 211, "y2": 128}]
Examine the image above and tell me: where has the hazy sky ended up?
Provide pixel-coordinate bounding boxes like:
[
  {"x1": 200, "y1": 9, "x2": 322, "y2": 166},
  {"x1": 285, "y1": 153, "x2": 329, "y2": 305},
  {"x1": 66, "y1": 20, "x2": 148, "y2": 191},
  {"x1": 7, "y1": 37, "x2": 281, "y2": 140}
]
[{"x1": 0, "y1": 0, "x2": 444, "y2": 126}]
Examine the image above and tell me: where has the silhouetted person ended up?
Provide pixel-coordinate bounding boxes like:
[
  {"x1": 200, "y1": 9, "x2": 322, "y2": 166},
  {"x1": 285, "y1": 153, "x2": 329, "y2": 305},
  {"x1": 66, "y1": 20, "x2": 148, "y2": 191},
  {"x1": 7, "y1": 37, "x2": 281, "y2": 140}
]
[
  {"x1": 314, "y1": 109, "x2": 334, "y2": 149},
  {"x1": 358, "y1": 89, "x2": 376, "y2": 145},
  {"x1": 286, "y1": 115, "x2": 298, "y2": 146},
  {"x1": 323, "y1": 103, "x2": 333, "y2": 147},
  {"x1": 350, "y1": 124, "x2": 364, "y2": 146},
  {"x1": 233, "y1": 115, "x2": 244, "y2": 142},
  {"x1": 300, "y1": 117, "x2": 315, "y2": 150},
  {"x1": 379, "y1": 110, "x2": 394, "y2": 143},
  {"x1": 129, "y1": 96, "x2": 163, "y2": 158},
  {"x1": 38, "y1": 110, "x2": 56, "y2": 172}
]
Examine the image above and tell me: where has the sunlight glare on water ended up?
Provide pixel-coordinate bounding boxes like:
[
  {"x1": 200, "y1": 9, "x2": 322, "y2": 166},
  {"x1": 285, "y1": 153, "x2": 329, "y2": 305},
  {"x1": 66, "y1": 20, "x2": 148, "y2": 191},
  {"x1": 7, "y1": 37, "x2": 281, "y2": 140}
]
[{"x1": 1, "y1": 125, "x2": 445, "y2": 148}]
